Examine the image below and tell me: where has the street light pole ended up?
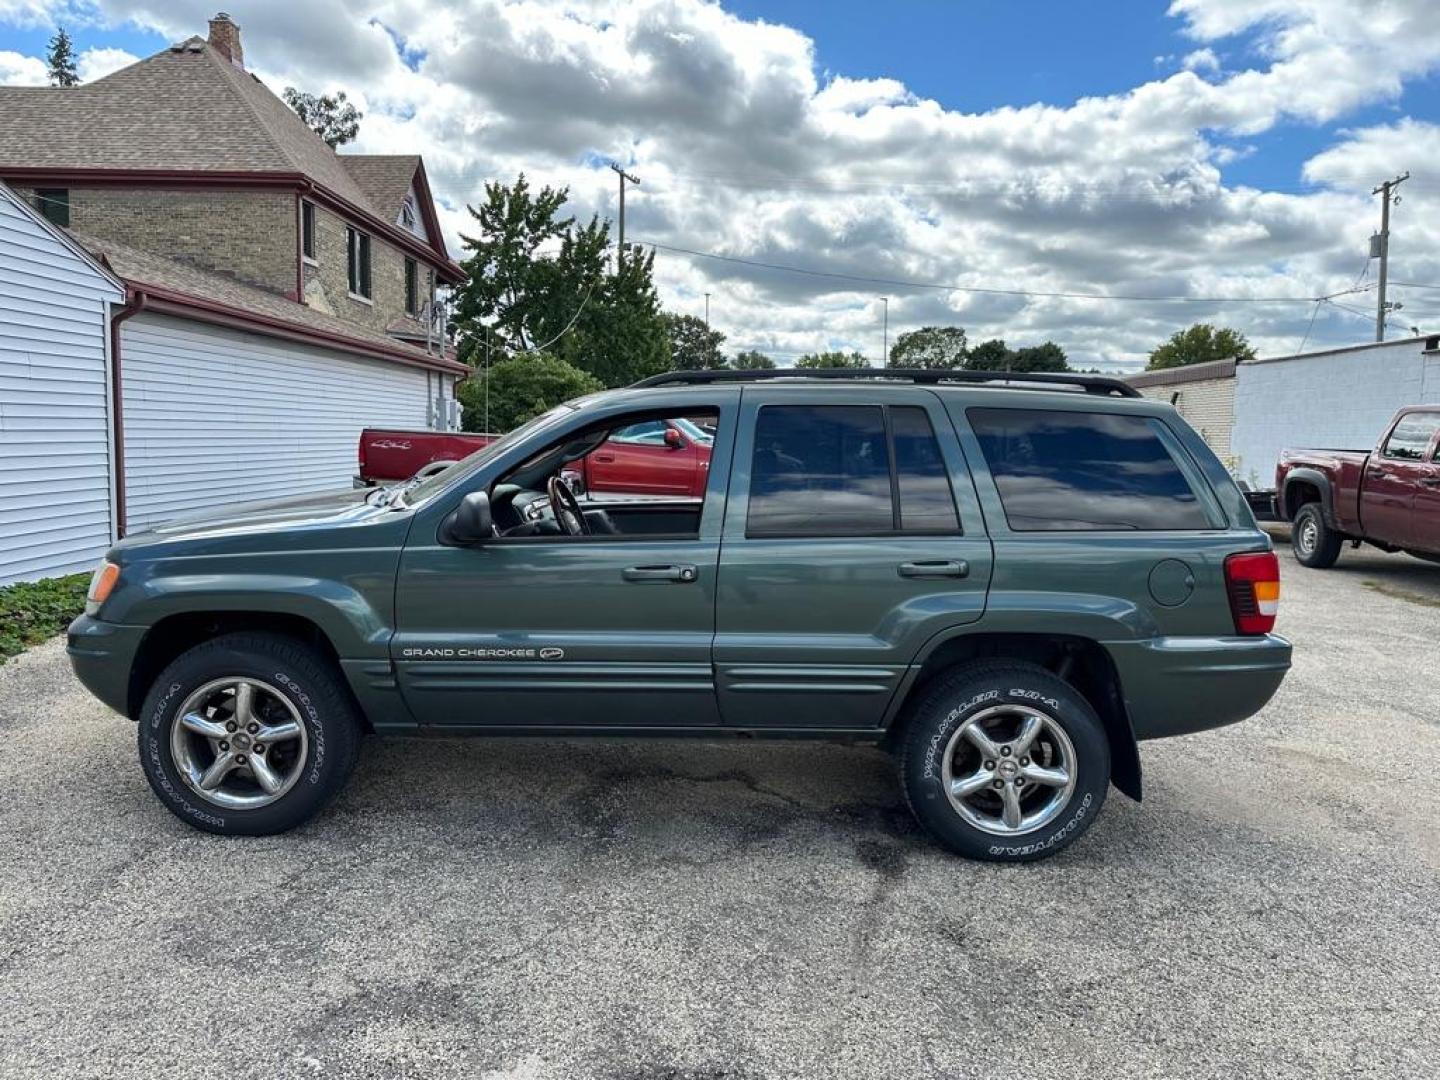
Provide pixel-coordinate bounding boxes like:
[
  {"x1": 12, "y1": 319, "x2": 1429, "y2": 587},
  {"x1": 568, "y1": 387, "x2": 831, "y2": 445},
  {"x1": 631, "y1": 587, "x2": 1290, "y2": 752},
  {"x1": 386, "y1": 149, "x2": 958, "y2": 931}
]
[
  {"x1": 610, "y1": 162, "x2": 640, "y2": 270},
  {"x1": 880, "y1": 297, "x2": 889, "y2": 365}
]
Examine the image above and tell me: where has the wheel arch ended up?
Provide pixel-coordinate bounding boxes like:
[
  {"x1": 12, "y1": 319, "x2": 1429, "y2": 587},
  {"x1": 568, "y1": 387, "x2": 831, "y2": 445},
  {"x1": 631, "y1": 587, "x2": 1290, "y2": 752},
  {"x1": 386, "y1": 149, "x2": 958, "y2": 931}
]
[
  {"x1": 884, "y1": 632, "x2": 1142, "y2": 801},
  {"x1": 126, "y1": 611, "x2": 365, "y2": 729},
  {"x1": 1280, "y1": 468, "x2": 1334, "y2": 525}
]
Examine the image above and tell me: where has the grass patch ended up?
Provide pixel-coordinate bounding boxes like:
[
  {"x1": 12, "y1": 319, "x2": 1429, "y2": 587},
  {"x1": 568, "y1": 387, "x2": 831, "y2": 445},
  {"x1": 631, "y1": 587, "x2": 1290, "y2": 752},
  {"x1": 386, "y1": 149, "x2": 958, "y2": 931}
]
[
  {"x1": 1362, "y1": 580, "x2": 1440, "y2": 609},
  {"x1": 0, "y1": 573, "x2": 90, "y2": 663}
]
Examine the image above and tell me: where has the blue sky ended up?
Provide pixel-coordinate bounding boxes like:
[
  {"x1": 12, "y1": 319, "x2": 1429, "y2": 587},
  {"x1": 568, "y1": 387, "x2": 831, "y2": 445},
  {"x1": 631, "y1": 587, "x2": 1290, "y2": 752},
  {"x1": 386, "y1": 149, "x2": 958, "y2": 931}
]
[{"x1": 2, "y1": 1, "x2": 1438, "y2": 366}]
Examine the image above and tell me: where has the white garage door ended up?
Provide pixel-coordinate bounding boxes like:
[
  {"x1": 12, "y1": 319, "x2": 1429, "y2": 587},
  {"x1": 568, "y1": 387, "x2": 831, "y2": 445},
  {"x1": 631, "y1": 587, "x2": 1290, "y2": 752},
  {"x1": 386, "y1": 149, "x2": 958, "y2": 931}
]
[
  {"x1": 121, "y1": 312, "x2": 434, "y2": 532},
  {"x1": 0, "y1": 188, "x2": 123, "y2": 584}
]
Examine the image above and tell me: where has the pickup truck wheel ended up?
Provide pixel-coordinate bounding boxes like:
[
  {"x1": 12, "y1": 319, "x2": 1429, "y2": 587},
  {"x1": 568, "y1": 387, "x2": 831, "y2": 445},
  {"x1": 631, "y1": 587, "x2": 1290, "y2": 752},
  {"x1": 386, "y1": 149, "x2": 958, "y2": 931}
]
[
  {"x1": 898, "y1": 662, "x2": 1109, "y2": 862},
  {"x1": 137, "y1": 632, "x2": 362, "y2": 836},
  {"x1": 1292, "y1": 503, "x2": 1342, "y2": 568}
]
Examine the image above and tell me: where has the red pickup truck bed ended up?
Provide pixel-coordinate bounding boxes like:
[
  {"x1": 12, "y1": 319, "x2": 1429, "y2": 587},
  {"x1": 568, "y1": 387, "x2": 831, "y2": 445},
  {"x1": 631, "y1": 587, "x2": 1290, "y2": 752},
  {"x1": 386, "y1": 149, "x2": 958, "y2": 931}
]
[{"x1": 357, "y1": 429, "x2": 495, "y2": 486}]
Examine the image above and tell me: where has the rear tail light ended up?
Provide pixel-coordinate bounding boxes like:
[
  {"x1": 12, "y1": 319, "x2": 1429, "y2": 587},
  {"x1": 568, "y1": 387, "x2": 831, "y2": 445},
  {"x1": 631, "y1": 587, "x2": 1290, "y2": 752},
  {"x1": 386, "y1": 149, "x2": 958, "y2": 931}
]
[{"x1": 1224, "y1": 551, "x2": 1280, "y2": 635}]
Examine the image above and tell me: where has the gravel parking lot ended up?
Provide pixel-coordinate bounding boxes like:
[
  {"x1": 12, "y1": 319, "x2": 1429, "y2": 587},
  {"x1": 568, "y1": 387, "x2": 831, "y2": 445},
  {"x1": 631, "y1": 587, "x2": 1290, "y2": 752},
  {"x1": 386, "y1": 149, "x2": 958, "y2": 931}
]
[{"x1": 1, "y1": 544, "x2": 1438, "y2": 1080}]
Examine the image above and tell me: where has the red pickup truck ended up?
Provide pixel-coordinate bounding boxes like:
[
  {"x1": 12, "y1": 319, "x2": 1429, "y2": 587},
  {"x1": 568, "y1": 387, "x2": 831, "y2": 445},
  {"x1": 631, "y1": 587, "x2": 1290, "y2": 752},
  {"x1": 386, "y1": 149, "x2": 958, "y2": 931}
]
[
  {"x1": 356, "y1": 416, "x2": 714, "y2": 496},
  {"x1": 356, "y1": 429, "x2": 495, "y2": 486},
  {"x1": 1276, "y1": 406, "x2": 1440, "y2": 568}
]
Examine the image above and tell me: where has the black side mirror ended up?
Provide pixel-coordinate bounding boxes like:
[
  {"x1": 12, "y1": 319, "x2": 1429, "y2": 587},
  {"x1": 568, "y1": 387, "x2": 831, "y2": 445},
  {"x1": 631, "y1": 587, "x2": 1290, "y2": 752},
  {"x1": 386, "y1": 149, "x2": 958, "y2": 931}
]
[{"x1": 442, "y1": 491, "x2": 494, "y2": 545}]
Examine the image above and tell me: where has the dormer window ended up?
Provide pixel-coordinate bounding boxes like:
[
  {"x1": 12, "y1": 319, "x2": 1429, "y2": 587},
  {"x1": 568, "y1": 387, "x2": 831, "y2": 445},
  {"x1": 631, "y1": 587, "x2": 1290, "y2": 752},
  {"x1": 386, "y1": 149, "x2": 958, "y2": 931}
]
[{"x1": 400, "y1": 195, "x2": 417, "y2": 230}]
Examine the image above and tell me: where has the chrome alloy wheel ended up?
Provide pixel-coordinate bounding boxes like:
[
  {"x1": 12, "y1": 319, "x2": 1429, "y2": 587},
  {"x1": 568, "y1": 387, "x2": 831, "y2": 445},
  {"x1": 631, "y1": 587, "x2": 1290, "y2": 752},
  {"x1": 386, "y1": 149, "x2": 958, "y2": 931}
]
[
  {"x1": 939, "y1": 704, "x2": 1078, "y2": 836},
  {"x1": 1297, "y1": 516, "x2": 1319, "y2": 556},
  {"x1": 170, "y1": 677, "x2": 309, "y2": 810}
]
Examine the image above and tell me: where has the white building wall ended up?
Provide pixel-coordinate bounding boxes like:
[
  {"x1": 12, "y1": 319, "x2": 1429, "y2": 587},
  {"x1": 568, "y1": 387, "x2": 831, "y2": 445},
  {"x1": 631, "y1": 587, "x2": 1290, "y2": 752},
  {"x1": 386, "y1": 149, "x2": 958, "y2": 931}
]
[
  {"x1": 1229, "y1": 339, "x2": 1440, "y2": 489},
  {"x1": 122, "y1": 312, "x2": 433, "y2": 531},
  {"x1": 0, "y1": 186, "x2": 123, "y2": 584}
]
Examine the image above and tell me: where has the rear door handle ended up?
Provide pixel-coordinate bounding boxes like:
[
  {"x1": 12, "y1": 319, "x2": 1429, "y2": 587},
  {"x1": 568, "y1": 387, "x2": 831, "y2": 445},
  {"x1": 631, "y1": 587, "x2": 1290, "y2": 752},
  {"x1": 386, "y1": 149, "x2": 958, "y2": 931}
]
[
  {"x1": 622, "y1": 564, "x2": 698, "y2": 583},
  {"x1": 1420, "y1": 476, "x2": 1440, "y2": 487},
  {"x1": 898, "y1": 560, "x2": 969, "y2": 579},
  {"x1": 595, "y1": 454, "x2": 615, "y2": 463}
]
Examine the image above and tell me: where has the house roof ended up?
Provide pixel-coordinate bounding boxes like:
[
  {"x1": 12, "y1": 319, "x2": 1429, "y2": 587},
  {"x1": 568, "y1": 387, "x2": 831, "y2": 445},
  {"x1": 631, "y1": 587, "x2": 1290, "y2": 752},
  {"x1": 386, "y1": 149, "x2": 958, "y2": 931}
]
[
  {"x1": 341, "y1": 155, "x2": 422, "y2": 223},
  {"x1": 75, "y1": 230, "x2": 467, "y2": 376},
  {"x1": 1124, "y1": 357, "x2": 1238, "y2": 388},
  {"x1": 0, "y1": 37, "x2": 457, "y2": 271}
]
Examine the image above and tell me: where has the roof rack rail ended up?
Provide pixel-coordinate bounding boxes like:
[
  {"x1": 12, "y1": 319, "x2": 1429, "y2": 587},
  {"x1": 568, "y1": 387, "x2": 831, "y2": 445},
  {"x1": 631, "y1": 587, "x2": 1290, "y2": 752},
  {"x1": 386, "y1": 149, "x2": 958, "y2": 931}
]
[{"x1": 629, "y1": 367, "x2": 1141, "y2": 398}]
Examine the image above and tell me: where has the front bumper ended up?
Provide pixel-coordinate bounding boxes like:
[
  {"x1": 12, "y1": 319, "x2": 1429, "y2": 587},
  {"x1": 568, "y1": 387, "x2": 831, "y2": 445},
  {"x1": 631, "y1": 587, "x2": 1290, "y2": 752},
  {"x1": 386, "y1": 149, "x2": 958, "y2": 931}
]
[
  {"x1": 66, "y1": 615, "x2": 148, "y2": 718},
  {"x1": 1107, "y1": 633, "x2": 1292, "y2": 740}
]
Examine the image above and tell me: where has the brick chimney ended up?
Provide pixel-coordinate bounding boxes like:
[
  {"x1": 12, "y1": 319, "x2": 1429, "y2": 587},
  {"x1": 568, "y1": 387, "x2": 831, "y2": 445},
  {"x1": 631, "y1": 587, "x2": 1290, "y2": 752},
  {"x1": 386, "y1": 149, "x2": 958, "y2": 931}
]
[{"x1": 207, "y1": 12, "x2": 244, "y2": 69}]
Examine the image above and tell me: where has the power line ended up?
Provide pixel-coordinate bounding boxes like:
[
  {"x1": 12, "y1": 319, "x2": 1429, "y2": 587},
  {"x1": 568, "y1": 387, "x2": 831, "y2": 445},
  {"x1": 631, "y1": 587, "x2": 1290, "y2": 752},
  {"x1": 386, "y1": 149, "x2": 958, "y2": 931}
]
[{"x1": 638, "y1": 239, "x2": 1371, "y2": 305}]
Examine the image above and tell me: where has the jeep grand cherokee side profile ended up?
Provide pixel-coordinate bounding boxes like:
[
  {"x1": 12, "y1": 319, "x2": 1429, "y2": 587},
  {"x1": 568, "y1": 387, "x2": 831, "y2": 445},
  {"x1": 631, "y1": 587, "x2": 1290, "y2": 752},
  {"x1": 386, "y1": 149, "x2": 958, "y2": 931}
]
[{"x1": 68, "y1": 369, "x2": 1290, "y2": 861}]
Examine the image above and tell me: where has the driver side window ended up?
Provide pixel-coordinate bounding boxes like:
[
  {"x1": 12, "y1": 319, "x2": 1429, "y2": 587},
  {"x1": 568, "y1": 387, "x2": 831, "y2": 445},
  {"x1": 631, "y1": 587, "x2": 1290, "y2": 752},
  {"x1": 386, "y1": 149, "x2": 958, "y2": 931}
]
[{"x1": 488, "y1": 408, "x2": 719, "y2": 541}]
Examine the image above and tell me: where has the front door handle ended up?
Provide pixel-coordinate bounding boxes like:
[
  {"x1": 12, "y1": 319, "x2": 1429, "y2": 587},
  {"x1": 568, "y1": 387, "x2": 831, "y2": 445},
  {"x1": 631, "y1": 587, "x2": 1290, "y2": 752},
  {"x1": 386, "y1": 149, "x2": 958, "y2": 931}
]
[
  {"x1": 622, "y1": 564, "x2": 698, "y2": 583},
  {"x1": 1420, "y1": 476, "x2": 1440, "y2": 488},
  {"x1": 898, "y1": 560, "x2": 969, "y2": 579}
]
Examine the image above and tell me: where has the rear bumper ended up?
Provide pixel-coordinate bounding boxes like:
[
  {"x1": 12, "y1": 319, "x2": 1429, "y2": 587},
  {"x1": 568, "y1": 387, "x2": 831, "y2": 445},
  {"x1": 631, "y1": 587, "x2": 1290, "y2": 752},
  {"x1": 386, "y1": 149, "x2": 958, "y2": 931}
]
[
  {"x1": 66, "y1": 615, "x2": 147, "y2": 718},
  {"x1": 1107, "y1": 633, "x2": 1292, "y2": 740}
]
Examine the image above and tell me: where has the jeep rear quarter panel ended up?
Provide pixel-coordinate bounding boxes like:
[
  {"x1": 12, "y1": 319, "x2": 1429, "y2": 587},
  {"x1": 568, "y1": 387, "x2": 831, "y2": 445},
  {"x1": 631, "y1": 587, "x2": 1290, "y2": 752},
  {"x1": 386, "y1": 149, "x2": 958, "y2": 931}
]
[{"x1": 938, "y1": 392, "x2": 1288, "y2": 741}]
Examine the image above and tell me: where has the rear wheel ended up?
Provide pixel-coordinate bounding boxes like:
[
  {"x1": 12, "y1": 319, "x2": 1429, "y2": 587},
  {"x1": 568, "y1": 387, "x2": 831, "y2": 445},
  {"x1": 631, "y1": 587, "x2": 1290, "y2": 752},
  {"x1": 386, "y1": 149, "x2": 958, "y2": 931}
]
[
  {"x1": 137, "y1": 632, "x2": 362, "y2": 835},
  {"x1": 898, "y1": 662, "x2": 1109, "y2": 862},
  {"x1": 1292, "y1": 503, "x2": 1342, "y2": 568}
]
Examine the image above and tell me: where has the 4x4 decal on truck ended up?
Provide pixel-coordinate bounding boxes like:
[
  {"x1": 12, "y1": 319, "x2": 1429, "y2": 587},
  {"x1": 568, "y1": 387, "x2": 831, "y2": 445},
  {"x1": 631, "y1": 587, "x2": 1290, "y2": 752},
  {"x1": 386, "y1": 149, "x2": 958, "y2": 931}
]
[{"x1": 400, "y1": 647, "x2": 566, "y2": 661}]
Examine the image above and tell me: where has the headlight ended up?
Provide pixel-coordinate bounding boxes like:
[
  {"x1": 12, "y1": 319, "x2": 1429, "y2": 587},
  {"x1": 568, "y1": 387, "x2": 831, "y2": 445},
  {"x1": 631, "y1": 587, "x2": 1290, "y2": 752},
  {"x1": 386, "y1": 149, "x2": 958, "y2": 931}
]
[{"x1": 85, "y1": 560, "x2": 121, "y2": 616}]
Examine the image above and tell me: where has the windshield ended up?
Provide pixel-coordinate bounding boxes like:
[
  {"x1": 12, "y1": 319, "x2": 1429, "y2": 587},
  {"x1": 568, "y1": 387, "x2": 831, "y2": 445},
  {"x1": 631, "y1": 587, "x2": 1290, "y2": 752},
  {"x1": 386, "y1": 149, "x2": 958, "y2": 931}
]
[
  {"x1": 672, "y1": 416, "x2": 714, "y2": 444},
  {"x1": 400, "y1": 403, "x2": 581, "y2": 506}
]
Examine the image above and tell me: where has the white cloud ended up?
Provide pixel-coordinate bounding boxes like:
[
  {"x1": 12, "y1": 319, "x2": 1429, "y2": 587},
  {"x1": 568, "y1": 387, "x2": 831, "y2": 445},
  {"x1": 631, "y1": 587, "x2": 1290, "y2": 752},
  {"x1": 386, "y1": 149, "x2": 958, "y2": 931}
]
[
  {"x1": 75, "y1": 44, "x2": 134, "y2": 80},
  {"x1": 3, "y1": 0, "x2": 1439, "y2": 366},
  {"x1": 0, "y1": 46, "x2": 45, "y2": 83},
  {"x1": 1181, "y1": 47, "x2": 1220, "y2": 74}
]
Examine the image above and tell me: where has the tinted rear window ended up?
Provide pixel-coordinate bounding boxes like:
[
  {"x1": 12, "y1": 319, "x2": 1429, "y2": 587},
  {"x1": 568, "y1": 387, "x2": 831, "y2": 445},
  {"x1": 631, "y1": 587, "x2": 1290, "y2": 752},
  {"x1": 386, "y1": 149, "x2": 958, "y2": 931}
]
[
  {"x1": 747, "y1": 404, "x2": 961, "y2": 536},
  {"x1": 967, "y1": 407, "x2": 1210, "y2": 531},
  {"x1": 1383, "y1": 413, "x2": 1440, "y2": 461}
]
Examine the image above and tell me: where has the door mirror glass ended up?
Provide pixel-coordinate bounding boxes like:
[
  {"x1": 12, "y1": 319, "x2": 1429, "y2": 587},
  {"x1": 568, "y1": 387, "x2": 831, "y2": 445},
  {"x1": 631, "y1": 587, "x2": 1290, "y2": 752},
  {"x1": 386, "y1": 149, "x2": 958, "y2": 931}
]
[
  {"x1": 664, "y1": 427, "x2": 684, "y2": 449},
  {"x1": 443, "y1": 491, "x2": 494, "y2": 545}
]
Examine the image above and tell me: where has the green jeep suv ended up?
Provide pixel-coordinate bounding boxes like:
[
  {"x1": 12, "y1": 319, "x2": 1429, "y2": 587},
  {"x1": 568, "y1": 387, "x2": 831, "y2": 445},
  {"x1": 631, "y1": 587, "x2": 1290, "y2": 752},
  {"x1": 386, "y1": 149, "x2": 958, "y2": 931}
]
[{"x1": 68, "y1": 369, "x2": 1290, "y2": 861}]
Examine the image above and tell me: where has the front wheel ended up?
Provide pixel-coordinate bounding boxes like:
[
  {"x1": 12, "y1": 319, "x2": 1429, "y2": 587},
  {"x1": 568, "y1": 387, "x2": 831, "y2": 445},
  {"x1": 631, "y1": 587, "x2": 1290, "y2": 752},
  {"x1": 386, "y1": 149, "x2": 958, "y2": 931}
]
[
  {"x1": 1292, "y1": 503, "x2": 1342, "y2": 568},
  {"x1": 898, "y1": 662, "x2": 1110, "y2": 862},
  {"x1": 137, "y1": 632, "x2": 362, "y2": 835}
]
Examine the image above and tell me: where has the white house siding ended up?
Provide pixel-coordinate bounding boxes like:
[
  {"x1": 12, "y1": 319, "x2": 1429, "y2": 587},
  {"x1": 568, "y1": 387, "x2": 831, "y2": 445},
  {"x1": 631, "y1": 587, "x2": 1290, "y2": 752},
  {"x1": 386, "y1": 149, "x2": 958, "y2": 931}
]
[
  {"x1": 121, "y1": 312, "x2": 433, "y2": 531},
  {"x1": 1230, "y1": 339, "x2": 1440, "y2": 490},
  {"x1": 0, "y1": 186, "x2": 123, "y2": 584},
  {"x1": 1135, "y1": 376, "x2": 1236, "y2": 464}
]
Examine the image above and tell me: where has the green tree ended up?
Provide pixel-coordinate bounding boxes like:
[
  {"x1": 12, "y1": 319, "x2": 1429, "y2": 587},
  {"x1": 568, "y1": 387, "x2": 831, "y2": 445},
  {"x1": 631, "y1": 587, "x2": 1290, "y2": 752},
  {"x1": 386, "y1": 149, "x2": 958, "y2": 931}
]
[
  {"x1": 453, "y1": 175, "x2": 668, "y2": 388},
  {"x1": 732, "y1": 350, "x2": 776, "y2": 370},
  {"x1": 1010, "y1": 341, "x2": 1070, "y2": 372},
  {"x1": 457, "y1": 353, "x2": 602, "y2": 433},
  {"x1": 888, "y1": 326, "x2": 967, "y2": 369},
  {"x1": 964, "y1": 338, "x2": 1013, "y2": 371},
  {"x1": 1147, "y1": 324, "x2": 1256, "y2": 370},
  {"x1": 665, "y1": 312, "x2": 727, "y2": 370},
  {"x1": 796, "y1": 350, "x2": 870, "y2": 369},
  {"x1": 46, "y1": 26, "x2": 78, "y2": 87},
  {"x1": 282, "y1": 88, "x2": 362, "y2": 148}
]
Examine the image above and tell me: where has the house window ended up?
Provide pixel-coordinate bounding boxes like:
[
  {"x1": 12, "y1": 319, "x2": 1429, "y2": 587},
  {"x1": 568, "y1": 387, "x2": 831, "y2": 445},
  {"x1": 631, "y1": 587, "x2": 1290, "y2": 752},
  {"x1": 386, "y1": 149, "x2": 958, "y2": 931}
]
[
  {"x1": 404, "y1": 258, "x2": 419, "y2": 316},
  {"x1": 346, "y1": 227, "x2": 371, "y2": 299},
  {"x1": 400, "y1": 194, "x2": 417, "y2": 230},
  {"x1": 301, "y1": 202, "x2": 316, "y2": 261},
  {"x1": 35, "y1": 189, "x2": 69, "y2": 228}
]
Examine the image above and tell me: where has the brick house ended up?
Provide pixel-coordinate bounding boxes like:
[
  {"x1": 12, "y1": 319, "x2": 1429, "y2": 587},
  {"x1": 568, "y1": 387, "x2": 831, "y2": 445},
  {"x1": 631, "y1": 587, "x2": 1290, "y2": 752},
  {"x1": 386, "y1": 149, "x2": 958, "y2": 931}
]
[{"x1": 0, "y1": 12, "x2": 469, "y2": 539}]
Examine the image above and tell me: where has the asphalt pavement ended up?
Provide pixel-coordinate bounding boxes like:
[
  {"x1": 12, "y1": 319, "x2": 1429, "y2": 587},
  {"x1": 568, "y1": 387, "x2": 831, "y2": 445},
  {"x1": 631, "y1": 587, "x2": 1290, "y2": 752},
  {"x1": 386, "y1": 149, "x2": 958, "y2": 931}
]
[{"x1": 1, "y1": 543, "x2": 1437, "y2": 1079}]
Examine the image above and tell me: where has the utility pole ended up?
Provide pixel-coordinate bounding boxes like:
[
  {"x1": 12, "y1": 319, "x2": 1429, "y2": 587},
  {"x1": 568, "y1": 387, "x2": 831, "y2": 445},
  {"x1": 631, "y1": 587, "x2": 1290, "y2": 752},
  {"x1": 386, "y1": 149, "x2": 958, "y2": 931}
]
[
  {"x1": 610, "y1": 162, "x2": 640, "y2": 270},
  {"x1": 1372, "y1": 171, "x2": 1408, "y2": 342},
  {"x1": 704, "y1": 293, "x2": 710, "y2": 330},
  {"x1": 880, "y1": 297, "x2": 889, "y2": 365}
]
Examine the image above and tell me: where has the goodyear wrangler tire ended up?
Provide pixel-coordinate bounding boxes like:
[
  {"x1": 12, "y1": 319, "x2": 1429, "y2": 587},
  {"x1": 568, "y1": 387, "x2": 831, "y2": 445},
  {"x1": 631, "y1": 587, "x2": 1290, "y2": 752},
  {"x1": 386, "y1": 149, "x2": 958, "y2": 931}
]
[
  {"x1": 137, "y1": 632, "x2": 362, "y2": 836},
  {"x1": 899, "y1": 661, "x2": 1109, "y2": 862}
]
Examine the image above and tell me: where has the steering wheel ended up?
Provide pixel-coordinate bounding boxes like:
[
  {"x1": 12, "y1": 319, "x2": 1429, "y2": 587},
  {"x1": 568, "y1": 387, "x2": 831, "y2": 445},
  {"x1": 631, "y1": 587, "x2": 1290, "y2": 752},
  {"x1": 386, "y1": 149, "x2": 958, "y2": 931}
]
[{"x1": 547, "y1": 474, "x2": 590, "y2": 536}]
